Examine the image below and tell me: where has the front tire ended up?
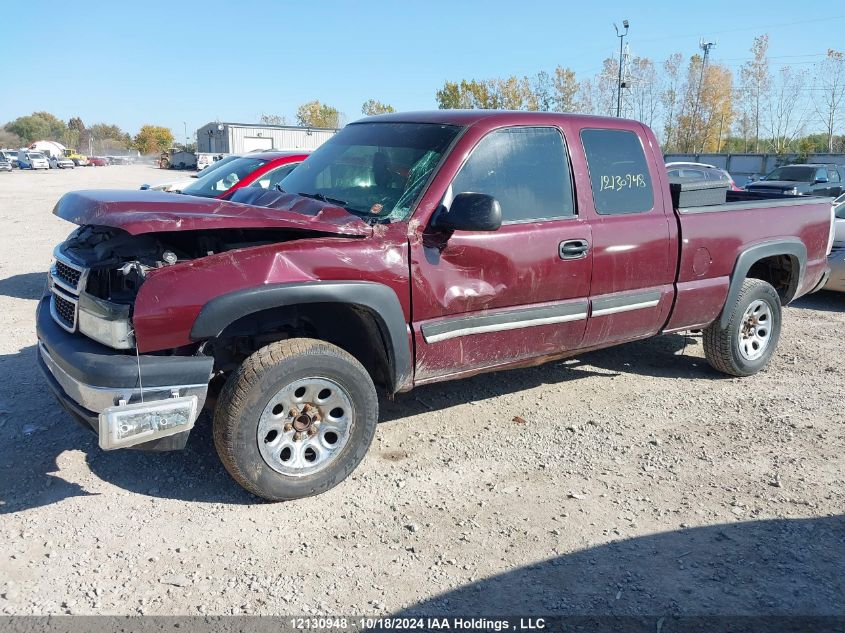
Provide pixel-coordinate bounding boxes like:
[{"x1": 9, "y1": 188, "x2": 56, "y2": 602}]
[
  {"x1": 703, "y1": 278, "x2": 782, "y2": 377},
  {"x1": 213, "y1": 338, "x2": 378, "y2": 501}
]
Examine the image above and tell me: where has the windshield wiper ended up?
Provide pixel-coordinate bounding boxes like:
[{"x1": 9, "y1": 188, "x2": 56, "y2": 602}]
[{"x1": 297, "y1": 191, "x2": 350, "y2": 207}]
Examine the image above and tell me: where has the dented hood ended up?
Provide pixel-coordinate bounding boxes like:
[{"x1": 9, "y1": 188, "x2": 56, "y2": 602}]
[{"x1": 52, "y1": 189, "x2": 373, "y2": 237}]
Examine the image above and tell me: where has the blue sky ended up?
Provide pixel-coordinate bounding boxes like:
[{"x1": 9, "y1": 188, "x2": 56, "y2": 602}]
[{"x1": 1, "y1": 1, "x2": 843, "y2": 141}]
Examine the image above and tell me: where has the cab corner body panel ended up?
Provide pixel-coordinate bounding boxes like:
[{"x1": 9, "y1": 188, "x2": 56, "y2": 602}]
[
  {"x1": 721, "y1": 239, "x2": 807, "y2": 329},
  {"x1": 189, "y1": 281, "x2": 413, "y2": 392}
]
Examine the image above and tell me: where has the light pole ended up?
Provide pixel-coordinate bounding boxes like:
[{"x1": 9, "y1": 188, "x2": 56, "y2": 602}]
[
  {"x1": 615, "y1": 19, "x2": 629, "y2": 117},
  {"x1": 183, "y1": 122, "x2": 188, "y2": 148},
  {"x1": 691, "y1": 39, "x2": 716, "y2": 151}
]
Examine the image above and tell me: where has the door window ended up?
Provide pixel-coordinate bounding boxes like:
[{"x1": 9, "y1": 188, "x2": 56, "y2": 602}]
[
  {"x1": 828, "y1": 168, "x2": 840, "y2": 183},
  {"x1": 580, "y1": 128, "x2": 654, "y2": 215},
  {"x1": 252, "y1": 162, "x2": 301, "y2": 189},
  {"x1": 816, "y1": 168, "x2": 829, "y2": 182},
  {"x1": 450, "y1": 127, "x2": 575, "y2": 223}
]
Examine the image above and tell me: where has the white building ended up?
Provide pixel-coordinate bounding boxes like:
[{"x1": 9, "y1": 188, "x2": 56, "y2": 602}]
[{"x1": 195, "y1": 122, "x2": 338, "y2": 154}]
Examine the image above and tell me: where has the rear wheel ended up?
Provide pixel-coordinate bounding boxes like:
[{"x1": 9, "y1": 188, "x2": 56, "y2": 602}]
[
  {"x1": 213, "y1": 338, "x2": 378, "y2": 501},
  {"x1": 703, "y1": 278, "x2": 782, "y2": 376}
]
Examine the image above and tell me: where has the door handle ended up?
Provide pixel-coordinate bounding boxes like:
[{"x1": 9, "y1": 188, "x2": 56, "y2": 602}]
[{"x1": 559, "y1": 239, "x2": 589, "y2": 260}]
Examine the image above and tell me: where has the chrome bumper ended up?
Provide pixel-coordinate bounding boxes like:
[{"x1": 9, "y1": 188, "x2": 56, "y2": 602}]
[
  {"x1": 39, "y1": 342, "x2": 208, "y2": 415},
  {"x1": 36, "y1": 297, "x2": 214, "y2": 451}
]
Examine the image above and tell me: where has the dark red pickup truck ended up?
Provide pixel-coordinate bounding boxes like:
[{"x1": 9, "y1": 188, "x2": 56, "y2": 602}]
[{"x1": 38, "y1": 111, "x2": 834, "y2": 500}]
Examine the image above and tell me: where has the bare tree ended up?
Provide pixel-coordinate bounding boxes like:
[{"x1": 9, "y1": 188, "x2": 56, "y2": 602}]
[
  {"x1": 531, "y1": 71, "x2": 554, "y2": 111},
  {"x1": 661, "y1": 53, "x2": 684, "y2": 151},
  {"x1": 625, "y1": 56, "x2": 661, "y2": 129},
  {"x1": 591, "y1": 58, "x2": 620, "y2": 117},
  {"x1": 765, "y1": 67, "x2": 809, "y2": 154},
  {"x1": 812, "y1": 49, "x2": 845, "y2": 152},
  {"x1": 740, "y1": 35, "x2": 771, "y2": 153},
  {"x1": 260, "y1": 113, "x2": 287, "y2": 125}
]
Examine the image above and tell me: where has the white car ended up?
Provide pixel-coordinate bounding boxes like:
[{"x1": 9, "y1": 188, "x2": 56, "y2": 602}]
[
  {"x1": 48, "y1": 155, "x2": 75, "y2": 169},
  {"x1": 17, "y1": 151, "x2": 49, "y2": 170}
]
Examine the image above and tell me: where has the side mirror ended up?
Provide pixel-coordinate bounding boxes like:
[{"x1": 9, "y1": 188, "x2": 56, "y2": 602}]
[
  {"x1": 815, "y1": 177, "x2": 829, "y2": 184},
  {"x1": 433, "y1": 193, "x2": 502, "y2": 232},
  {"x1": 139, "y1": 184, "x2": 150, "y2": 190}
]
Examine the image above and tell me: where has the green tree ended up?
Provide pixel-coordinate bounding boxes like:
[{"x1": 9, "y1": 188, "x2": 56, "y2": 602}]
[
  {"x1": 361, "y1": 99, "x2": 395, "y2": 116},
  {"x1": 553, "y1": 66, "x2": 579, "y2": 112},
  {"x1": 435, "y1": 81, "x2": 469, "y2": 109},
  {"x1": 5, "y1": 111, "x2": 67, "y2": 144},
  {"x1": 89, "y1": 123, "x2": 125, "y2": 141},
  {"x1": 295, "y1": 101, "x2": 341, "y2": 128},
  {"x1": 133, "y1": 125, "x2": 174, "y2": 154}
]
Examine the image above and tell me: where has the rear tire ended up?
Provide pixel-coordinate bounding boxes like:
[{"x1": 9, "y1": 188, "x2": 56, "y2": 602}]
[
  {"x1": 213, "y1": 338, "x2": 378, "y2": 501},
  {"x1": 703, "y1": 278, "x2": 782, "y2": 377}
]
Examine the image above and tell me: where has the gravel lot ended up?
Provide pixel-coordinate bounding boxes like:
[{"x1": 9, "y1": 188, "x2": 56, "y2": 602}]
[{"x1": 0, "y1": 165, "x2": 843, "y2": 618}]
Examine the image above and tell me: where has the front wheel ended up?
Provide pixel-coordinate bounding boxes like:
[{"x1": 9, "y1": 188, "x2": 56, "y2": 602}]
[
  {"x1": 213, "y1": 338, "x2": 378, "y2": 501},
  {"x1": 703, "y1": 278, "x2": 782, "y2": 377}
]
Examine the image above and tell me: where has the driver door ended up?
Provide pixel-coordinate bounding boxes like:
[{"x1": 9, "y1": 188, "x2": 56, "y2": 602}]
[{"x1": 410, "y1": 126, "x2": 592, "y2": 383}]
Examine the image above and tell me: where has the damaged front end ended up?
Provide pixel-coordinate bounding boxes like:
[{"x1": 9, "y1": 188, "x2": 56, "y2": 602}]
[
  {"x1": 39, "y1": 189, "x2": 377, "y2": 451},
  {"x1": 39, "y1": 225, "x2": 255, "y2": 451}
]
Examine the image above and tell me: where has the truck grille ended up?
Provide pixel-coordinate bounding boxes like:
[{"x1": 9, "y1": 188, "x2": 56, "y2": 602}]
[
  {"x1": 51, "y1": 291, "x2": 77, "y2": 330},
  {"x1": 49, "y1": 249, "x2": 88, "y2": 333},
  {"x1": 54, "y1": 260, "x2": 82, "y2": 290}
]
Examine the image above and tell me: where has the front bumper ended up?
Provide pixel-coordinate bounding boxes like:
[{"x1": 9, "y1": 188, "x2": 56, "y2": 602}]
[{"x1": 36, "y1": 297, "x2": 214, "y2": 451}]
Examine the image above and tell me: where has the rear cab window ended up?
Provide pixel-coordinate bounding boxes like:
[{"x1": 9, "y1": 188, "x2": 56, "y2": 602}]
[{"x1": 580, "y1": 128, "x2": 654, "y2": 215}]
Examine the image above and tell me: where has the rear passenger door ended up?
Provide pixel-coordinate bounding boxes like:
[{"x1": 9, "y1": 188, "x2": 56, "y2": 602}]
[{"x1": 577, "y1": 127, "x2": 676, "y2": 348}]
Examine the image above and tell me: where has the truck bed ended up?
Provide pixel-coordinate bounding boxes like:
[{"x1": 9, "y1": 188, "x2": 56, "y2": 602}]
[{"x1": 664, "y1": 193, "x2": 832, "y2": 333}]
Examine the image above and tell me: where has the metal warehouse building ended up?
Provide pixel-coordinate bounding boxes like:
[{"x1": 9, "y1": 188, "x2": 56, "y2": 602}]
[{"x1": 195, "y1": 122, "x2": 338, "y2": 154}]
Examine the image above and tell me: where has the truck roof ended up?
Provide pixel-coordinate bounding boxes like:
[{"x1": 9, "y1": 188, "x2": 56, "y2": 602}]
[{"x1": 355, "y1": 110, "x2": 636, "y2": 127}]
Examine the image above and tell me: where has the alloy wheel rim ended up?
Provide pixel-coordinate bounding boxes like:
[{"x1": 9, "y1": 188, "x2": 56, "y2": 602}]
[
  {"x1": 737, "y1": 299, "x2": 772, "y2": 361},
  {"x1": 257, "y1": 377, "x2": 354, "y2": 477}
]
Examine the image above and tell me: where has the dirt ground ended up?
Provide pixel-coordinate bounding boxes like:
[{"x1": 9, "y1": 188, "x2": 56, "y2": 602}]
[{"x1": 0, "y1": 165, "x2": 843, "y2": 618}]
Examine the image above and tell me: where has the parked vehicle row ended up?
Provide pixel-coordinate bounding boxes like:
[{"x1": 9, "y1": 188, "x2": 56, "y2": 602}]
[
  {"x1": 139, "y1": 151, "x2": 308, "y2": 198},
  {"x1": 38, "y1": 111, "x2": 834, "y2": 501},
  {"x1": 669, "y1": 159, "x2": 844, "y2": 198},
  {"x1": 0, "y1": 150, "x2": 130, "y2": 170}
]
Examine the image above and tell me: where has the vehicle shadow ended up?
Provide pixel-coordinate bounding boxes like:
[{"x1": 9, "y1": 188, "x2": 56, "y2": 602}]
[
  {"x1": 0, "y1": 271, "x2": 47, "y2": 300},
  {"x1": 790, "y1": 290, "x2": 845, "y2": 313},
  {"x1": 381, "y1": 332, "x2": 709, "y2": 422},
  {"x1": 0, "y1": 344, "x2": 256, "y2": 514},
  {"x1": 2, "y1": 332, "x2": 707, "y2": 512},
  {"x1": 395, "y1": 515, "x2": 845, "y2": 621}
]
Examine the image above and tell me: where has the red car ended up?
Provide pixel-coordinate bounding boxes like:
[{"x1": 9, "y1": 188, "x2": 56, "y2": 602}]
[
  {"x1": 39, "y1": 111, "x2": 833, "y2": 501},
  {"x1": 87, "y1": 156, "x2": 109, "y2": 166},
  {"x1": 177, "y1": 151, "x2": 308, "y2": 199}
]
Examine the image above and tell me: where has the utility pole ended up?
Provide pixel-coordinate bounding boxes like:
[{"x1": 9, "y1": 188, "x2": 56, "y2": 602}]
[
  {"x1": 691, "y1": 38, "x2": 716, "y2": 151},
  {"x1": 615, "y1": 20, "x2": 629, "y2": 117}
]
